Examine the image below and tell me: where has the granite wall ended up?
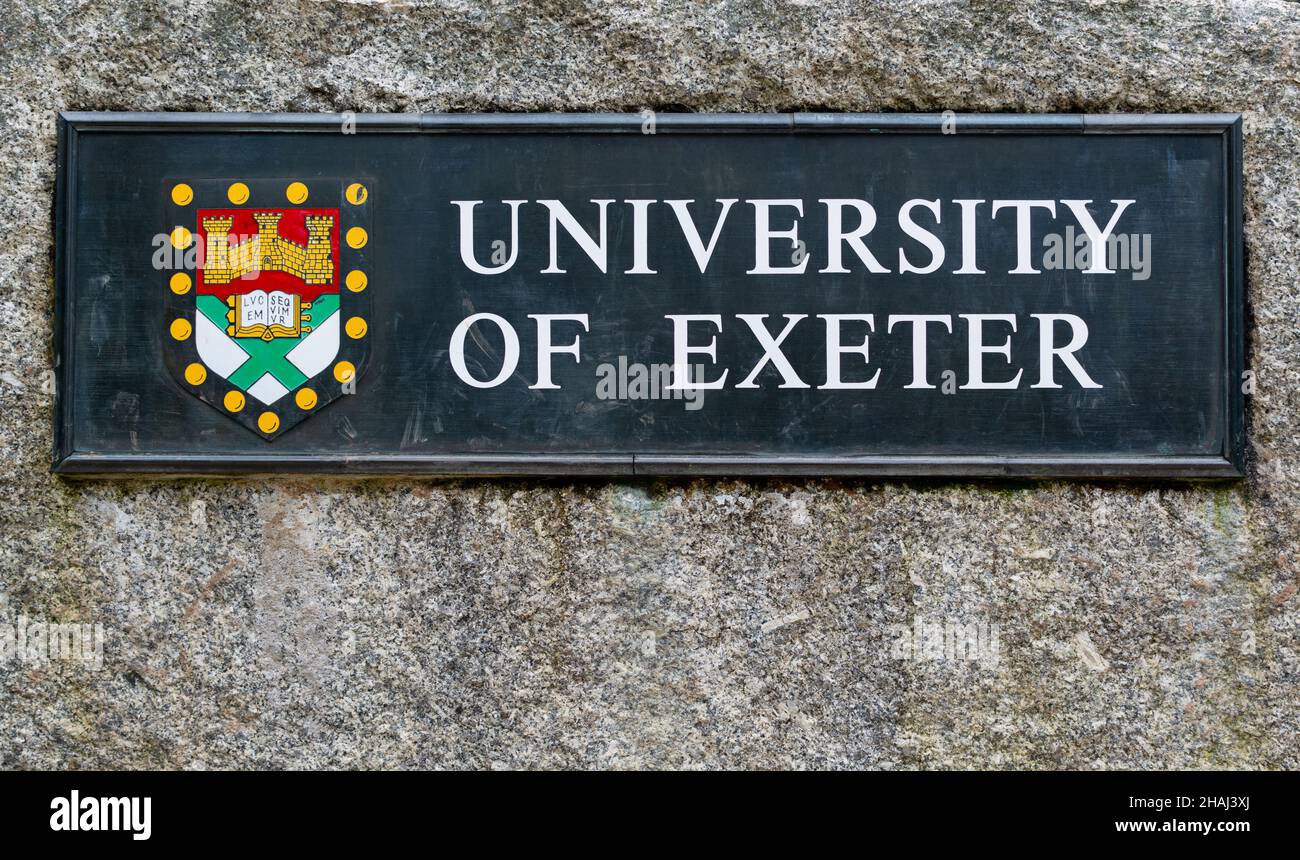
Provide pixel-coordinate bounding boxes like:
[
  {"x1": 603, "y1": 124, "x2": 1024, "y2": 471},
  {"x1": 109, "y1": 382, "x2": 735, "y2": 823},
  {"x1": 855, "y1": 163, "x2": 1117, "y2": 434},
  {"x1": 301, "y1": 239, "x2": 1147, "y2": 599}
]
[{"x1": 1, "y1": 0, "x2": 1296, "y2": 768}]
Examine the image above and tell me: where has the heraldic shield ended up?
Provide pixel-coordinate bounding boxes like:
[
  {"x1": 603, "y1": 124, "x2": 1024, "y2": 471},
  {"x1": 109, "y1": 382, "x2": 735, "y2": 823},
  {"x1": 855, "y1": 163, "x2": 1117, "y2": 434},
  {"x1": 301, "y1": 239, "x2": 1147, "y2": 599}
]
[{"x1": 161, "y1": 178, "x2": 372, "y2": 439}]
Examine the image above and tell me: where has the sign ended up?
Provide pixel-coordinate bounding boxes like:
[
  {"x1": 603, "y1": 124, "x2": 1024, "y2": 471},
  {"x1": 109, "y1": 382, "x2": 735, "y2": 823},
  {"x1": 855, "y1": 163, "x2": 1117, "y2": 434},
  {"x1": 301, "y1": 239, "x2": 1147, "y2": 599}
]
[{"x1": 53, "y1": 113, "x2": 1243, "y2": 477}]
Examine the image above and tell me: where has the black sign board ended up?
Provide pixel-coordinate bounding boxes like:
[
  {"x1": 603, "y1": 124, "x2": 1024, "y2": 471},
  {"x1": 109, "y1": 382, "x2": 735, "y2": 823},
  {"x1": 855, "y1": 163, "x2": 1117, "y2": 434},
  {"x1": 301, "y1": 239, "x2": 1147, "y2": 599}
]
[{"x1": 53, "y1": 113, "x2": 1244, "y2": 477}]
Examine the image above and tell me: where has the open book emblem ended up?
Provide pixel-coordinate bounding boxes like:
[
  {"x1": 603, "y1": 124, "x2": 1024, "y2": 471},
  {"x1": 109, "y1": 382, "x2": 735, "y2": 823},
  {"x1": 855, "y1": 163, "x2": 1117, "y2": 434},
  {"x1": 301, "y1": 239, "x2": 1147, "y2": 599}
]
[
  {"x1": 161, "y1": 179, "x2": 372, "y2": 439},
  {"x1": 227, "y1": 290, "x2": 313, "y2": 341}
]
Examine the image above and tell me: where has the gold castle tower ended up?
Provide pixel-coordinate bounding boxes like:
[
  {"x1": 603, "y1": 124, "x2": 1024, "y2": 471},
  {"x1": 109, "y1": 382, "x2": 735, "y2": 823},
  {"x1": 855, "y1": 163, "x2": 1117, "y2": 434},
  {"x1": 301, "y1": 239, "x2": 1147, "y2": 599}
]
[{"x1": 201, "y1": 211, "x2": 334, "y2": 285}]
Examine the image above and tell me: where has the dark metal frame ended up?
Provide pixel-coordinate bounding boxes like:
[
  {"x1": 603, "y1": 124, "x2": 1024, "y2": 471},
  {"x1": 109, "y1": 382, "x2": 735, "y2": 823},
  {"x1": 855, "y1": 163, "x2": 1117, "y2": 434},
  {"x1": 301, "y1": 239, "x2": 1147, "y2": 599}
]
[{"x1": 53, "y1": 112, "x2": 1245, "y2": 479}]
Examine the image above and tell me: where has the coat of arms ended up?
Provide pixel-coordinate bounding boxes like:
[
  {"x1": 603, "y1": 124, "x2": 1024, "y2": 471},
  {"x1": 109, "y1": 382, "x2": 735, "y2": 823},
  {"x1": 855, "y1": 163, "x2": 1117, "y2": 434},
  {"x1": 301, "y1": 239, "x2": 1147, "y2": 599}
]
[{"x1": 161, "y1": 179, "x2": 371, "y2": 438}]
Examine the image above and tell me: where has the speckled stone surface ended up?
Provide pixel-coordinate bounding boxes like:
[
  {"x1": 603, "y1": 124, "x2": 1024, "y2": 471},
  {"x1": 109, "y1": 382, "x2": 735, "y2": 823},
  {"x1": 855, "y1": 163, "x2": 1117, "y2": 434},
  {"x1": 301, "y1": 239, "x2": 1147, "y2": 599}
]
[{"x1": 1, "y1": 0, "x2": 1297, "y2": 769}]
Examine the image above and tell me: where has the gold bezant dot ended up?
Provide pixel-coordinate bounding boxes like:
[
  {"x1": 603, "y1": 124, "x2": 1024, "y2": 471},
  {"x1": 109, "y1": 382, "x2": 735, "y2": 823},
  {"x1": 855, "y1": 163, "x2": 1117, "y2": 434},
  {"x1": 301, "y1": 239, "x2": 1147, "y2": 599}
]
[
  {"x1": 169, "y1": 226, "x2": 192, "y2": 249},
  {"x1": 345, "y1": 182, "x2": 368, "y2": 205},
  {"x1": 295, "y1": 388, "x2": 318, "y2": 410},
  {"x1": 226, "y1": 182, "x2": 250, "y2": 205},
  {"x1": 258, "y1": 412, "x2": 280, "y2": 433},
  {"x1": 171, "y1": 183, "x2": 194, "y2": 206},
  {"x1": 333, "y1": 361, "x2": 356, "y2": 383},
  {"x1": 345, "y1": 270, "x2": 367, "y2": 292},
  {"x1": 345, "y1": 316, "x2": 368, "y2": 339},
  {"x1": 169, "y1": 318, "x2": 192, "y2": 340},
  {"x1": 223, "y1": 390, "x2": 246, "y2": 412},
  {"x1": 345, "y1": 227, "x2": 368, "y2": 249},
  {"x1": 183, "y1": 362, "x2": 207, "y2": 385},
  {"x1": 285, "y1": 182, "x2": 309, "y2": 204},
  {"x1": 169, "y1": 272, "x2": 192, "y2": 294}
]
